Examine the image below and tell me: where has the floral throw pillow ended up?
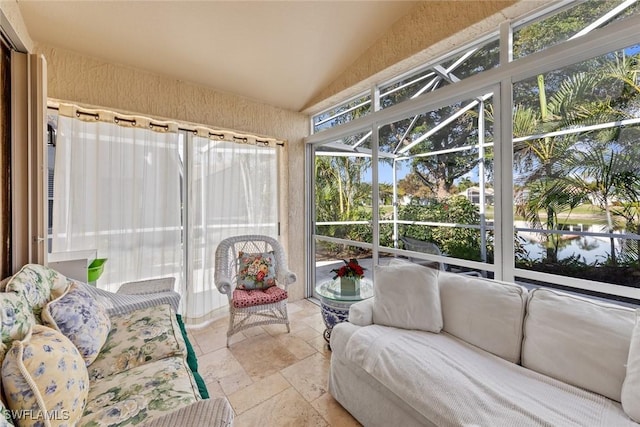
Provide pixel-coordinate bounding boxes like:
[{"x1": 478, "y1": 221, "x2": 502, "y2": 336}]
[
  {"x1": 2, "y1": 325, "x2": 89, "y2": 427},
  {"x1": 5, "y1": 264, "x2": 69, "y2": 323},
  {"x1": 237, "y1": 251, "x2": 277, "y2": 290},
  {"x1": 41, "y1": 282, "x2": 111, "y2": 366},
  {"x1": 0, "y1": 291, "x2": 36, "y2": 360}
]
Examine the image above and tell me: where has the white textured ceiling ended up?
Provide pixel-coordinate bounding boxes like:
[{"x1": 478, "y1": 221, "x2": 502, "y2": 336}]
[{"x1": 17, "y1": 0, "x2": 418, "y2": 112}]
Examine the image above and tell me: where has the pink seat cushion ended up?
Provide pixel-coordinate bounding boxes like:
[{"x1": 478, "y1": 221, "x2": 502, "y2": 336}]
[{"x1": 232, "y1": 286, "x2": 288, "y2": 308}]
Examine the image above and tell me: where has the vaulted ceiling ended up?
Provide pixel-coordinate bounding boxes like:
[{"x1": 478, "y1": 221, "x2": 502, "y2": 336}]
[{"x1": 18, "y1": 1, "x2": 419, "y2": 112}]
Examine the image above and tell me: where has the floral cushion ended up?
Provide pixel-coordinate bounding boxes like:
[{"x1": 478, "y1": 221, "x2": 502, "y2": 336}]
[
  {"x1": 237, "y1": 251, "x2": 277, "y2": 290},
  {"x1": 232, "y1": 286, "x2": 288, "y2": 308},
  {"x1": 42, "y1": 282, "x2": 111, "y2": 366},
  {"x1": 88, "y1": 304, "x2": 187, "y2": 381},
  {"x1": 0, "y1": 401, "x2": 13, "y2": 426},
  {"x1": 81, "y1": 356, "x2": 200, "y2": 427},
  {"x1": 5, "y1": 264, "x2": 69, "y2": 322},
  {"x1": 1, "y1": 325, "x2": 89, "y2": 427},
  {"x1": 0, "y1": 291, "x2": 36, "y2": 360}
]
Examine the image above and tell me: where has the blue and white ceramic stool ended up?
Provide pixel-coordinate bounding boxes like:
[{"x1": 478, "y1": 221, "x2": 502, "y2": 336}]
[{"x1": 315, "y1": 278, "x2": 374, "y2": 345}]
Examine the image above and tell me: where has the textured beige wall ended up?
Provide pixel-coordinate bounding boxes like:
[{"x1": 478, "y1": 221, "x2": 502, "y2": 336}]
[
  {"x1": 304, "y1": 0, "x2": 550, "y2": 114},
  {"x1": 34, "y1": 44, "x2": 310, "y2": 301},
  {"x1": 0, "y1": 1, "x2": 34, "y2": 52}
]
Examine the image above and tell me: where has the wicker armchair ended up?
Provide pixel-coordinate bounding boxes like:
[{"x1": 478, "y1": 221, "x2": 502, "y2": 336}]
[{"x1": 215, "y1": 235, "x2": 296, "y2": 346}]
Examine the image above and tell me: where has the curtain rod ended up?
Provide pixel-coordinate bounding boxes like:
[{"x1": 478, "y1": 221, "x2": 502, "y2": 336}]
[
  {"x1": 61, "y1": 107, "x2": 172, "y2": 132},
  {"x1": 49, "y1": 105, "x2": 285, "y2": 147},
  {"x1": 185, "y1": 128, "x2": 284, "y2": 147}
]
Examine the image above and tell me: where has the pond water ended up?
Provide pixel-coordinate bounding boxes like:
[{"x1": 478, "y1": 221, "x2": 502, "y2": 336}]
[
  {"x1": 517, "y1": 222, "x2": 627, "y2": 265},
  {"x1": 520, "y1": 235, "x2": 613, "y2": 264}
]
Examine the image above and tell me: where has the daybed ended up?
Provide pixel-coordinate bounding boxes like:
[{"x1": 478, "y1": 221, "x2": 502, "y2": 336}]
[
  {"x1": 329, "y1": 259, "x2": 640, "y2": 426},
  {"x1": 0, "y1": 264, "x2": 234, "y2": 427}
]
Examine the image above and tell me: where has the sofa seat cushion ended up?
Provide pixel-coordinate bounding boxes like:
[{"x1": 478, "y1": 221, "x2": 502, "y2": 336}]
[
  {"x1": 81, "y1": 356, "x2": 201, "y2": 427},
  {"x1": 88, "y1": 304, "x2": 187, "y2": 381},
  {"x1": 340, "y1": 324, "x2": 636, "y2": 426}
]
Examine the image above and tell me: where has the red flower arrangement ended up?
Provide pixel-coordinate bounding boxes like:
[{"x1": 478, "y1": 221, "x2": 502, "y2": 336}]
[{"x1": 331, "y1": 258, "x2": 366, "y2": 279}]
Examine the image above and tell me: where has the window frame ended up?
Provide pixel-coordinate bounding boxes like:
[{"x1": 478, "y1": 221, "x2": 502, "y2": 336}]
[{"x1": 305, "y1": 8, "x2": 640, "y2": 302}]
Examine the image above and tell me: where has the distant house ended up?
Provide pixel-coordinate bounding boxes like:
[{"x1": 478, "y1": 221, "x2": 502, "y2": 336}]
[{"x1": 464, "y1": 187, "x2": 494, "y2": 206}]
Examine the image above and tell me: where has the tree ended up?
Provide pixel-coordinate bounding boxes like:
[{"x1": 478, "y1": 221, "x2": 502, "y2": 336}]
[
  {"x1": 379, "y1": 102, "x2": 483, "y2": 199},
  {"x1": 455, "y1": 177, "x2": 476, "y2": 194},
  {"x1": 399, "y1": 196, "x2": 485, "y2": 261},
  {"x1": 513, "y1": 68, "x2": 614, "y2": 262},
  {"x1": 397, "y1": 173, "x2": 433, "y2": 201},
  {"x1": 314, "y1": 154, "x2": 370, "y2": 223},
  {"x1": 514, "y1": 47, "x2": 640, "y2": 266},
  {"x1": 561, "y1": 143, "x2": 640, "y2": 265}
]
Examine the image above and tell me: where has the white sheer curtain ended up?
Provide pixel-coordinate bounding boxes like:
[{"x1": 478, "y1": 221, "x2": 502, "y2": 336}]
[
  {"x1": 52, "y1": 109, "x2": 183, "y2": 292},
  {"x1": 184, "y1": 134, "x2": 278, "y2": 323}
]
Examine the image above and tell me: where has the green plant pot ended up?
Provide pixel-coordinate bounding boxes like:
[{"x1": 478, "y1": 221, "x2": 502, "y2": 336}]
[
  {"x1": 87, "y1": 258, "x2": 107, "y2": 283},
  {"x1": 340, "y1": 276, "x2": 360, "y2": 296}
]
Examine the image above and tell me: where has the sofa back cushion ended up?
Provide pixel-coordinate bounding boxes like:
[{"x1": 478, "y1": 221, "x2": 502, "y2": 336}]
[
  {"x1": 5, "y1": 264, "x2": 69, "y2": 321},
  {"x1": 522, "y1": 288, "x2": 635, "y2": 402},
  {"x1": 439, "y1": 272, "x2": 528, "y2": 364},
  {"x1": 622, "y1": 310, "x2": 640, "y2": 422},
  {"x1": 373, "y1": 260, "x2": 442, "y2": 333},
  {"x1": 0, "y1": 291, "x2": 36, "y2": 360}
]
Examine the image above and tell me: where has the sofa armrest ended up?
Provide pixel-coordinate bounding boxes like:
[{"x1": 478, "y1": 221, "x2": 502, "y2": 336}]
[
  {"x1": 140, "y1": 398, "x2": 234, "y2": 427},
  {"x1": 349, "y1": 298, "x2": 375, "y2": 326},
  {"x1": 117, "y1": 277, "x2": 175, "y2": 295}
]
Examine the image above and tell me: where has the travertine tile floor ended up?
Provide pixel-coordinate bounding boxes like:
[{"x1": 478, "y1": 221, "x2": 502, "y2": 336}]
[{"x1": 186, "y1": 299, "x2": 362, "y2": 427}]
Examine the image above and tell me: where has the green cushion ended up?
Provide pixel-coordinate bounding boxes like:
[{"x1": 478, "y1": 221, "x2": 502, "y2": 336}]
[{"x1": 176, "y1": 314, "x2": 209, "y2": 399}]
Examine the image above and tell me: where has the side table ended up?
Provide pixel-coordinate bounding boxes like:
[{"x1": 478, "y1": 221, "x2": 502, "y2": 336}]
[{"x1": 315, "y1": 277, "x2": 374, "y2": 345}]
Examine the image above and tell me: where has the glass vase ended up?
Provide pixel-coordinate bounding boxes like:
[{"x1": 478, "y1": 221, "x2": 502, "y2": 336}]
[{"x1": 340, "y1": 276, "x2": 360, "y2": 296}]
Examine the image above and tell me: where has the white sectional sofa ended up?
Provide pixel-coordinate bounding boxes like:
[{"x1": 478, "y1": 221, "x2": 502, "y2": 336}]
[{"x1": 329, "y1": 261, "x2": 640, "y2": 427}]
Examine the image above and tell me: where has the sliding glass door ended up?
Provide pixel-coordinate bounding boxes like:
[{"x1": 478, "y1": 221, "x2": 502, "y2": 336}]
[
  {"x1": 185, "y1": 134, "x2": 278, "y2": 321},
  {"x1": 49, "y1": 108, "x2": 279, "y2": 322}
]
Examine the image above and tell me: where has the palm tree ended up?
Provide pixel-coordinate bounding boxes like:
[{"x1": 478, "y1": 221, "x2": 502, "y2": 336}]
[
  {"x1": 560, "y1": 144, "x2": 640, "y2": 265},
  {"x1": 515, "y1": 50, "x2": 640, "y2": 266},
  {"x1": 514, "y1": 69, "x2": 613, "y2": 262}
]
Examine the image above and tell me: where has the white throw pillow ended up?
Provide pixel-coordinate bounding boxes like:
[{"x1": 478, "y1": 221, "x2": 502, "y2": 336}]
[
  {"x1": 622, "y1": 309, "x2": 640, "y2": 422},
  {"x1": 372, "y1": 260, "x2": 442, "y2": 333}
]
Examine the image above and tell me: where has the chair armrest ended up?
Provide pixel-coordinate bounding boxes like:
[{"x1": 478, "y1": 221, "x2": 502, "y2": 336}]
[
  {"x1": 117, "y1": 277, "x2": 175, "y2": 295},
  {"x1": 140, "y1": 398, "x2": 234, "y2": 427},
  {"x1": 349, "y1": 298, "x2": 375, "y2": 326},
  {"x1": 215, "y1": 276, "x2": 233, "y2": 295},
  {"x1": 280, "y1": 270, "x2": 297, "y2": 290}
]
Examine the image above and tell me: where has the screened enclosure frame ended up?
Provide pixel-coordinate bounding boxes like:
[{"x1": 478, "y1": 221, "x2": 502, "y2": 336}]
[{"x1": 305, "y1": 5, "x2": 640, "y2": 302}]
